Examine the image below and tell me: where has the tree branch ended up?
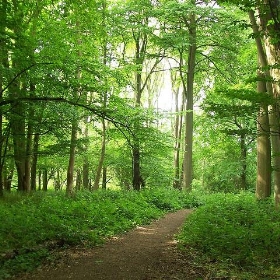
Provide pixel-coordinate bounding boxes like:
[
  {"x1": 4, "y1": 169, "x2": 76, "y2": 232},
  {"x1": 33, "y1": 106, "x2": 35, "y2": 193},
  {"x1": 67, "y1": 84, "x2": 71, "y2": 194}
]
[
  {"x1": 1, "y1": 63, "x2": 54, "y2": 94},
  {"x1": 0, "y1": 96, "x2": 136, "y2": 138}
]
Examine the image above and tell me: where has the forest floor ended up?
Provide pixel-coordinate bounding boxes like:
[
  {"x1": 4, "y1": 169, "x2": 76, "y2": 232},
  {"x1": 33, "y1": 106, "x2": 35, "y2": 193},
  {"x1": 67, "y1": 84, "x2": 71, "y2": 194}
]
[{"x1": 15, "y1": 209, "x2": 207, "y2": 280}]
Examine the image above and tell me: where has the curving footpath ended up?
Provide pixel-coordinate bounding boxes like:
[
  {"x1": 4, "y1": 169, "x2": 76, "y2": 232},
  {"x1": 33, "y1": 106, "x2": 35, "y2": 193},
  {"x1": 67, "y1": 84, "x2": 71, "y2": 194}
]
[{"x1": 18, "y1": 209, "x2": 204, "y2": 280}]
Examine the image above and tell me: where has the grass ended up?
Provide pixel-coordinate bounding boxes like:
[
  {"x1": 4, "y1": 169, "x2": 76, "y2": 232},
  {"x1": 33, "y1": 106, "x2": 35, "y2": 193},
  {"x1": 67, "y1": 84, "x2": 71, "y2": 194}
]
[
  {"x1": 177, "y1": 192, "x2": 280, "y2": 279},
  {"x1": 0, "y1": 187, "x2": 198, "y2": 279}
]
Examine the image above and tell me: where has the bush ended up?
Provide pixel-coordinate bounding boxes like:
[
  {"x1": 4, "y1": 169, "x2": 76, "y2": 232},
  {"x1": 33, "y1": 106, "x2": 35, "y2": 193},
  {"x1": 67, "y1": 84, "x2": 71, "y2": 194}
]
[
  {"x1": 177, "y1": 192, "x2": 280, "y2": 278},
  {"x1": 0, "y1": 188, "x2": 197, "y2": 279}
]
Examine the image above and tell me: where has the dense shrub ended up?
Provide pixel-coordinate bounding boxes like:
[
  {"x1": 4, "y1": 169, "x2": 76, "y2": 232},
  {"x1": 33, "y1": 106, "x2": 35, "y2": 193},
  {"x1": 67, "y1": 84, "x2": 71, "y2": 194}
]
[
  {"x1": 178, "y1": 192, "x2": 280, "y2": 278},
  {"x1": 0, "y1": 188, "x2": 197, "y2": 279}
]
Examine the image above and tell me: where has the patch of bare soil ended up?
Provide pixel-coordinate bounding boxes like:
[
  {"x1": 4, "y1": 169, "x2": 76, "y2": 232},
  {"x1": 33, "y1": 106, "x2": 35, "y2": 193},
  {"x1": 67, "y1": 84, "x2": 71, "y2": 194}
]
[{"x1": 17, "y1": 209, "x2": 205, "y2": 280}]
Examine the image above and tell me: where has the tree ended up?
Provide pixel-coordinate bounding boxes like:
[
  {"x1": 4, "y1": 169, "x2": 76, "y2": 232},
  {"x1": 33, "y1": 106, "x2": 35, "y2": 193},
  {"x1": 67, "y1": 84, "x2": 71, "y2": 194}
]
[
  {"x1": 203, "y1": 88, "x2": 257, "y2": 190},
  {"x1": 0, "y1": 0, "x2": 8, "y2": 195},
  {"x1": 111, "y1": 0, "x2": 164, "y2": 190},
  {"x1": 218, "y1": 0, "x2": 280, "y2": 205},
  {"x1": 155, "y1": 0, "x2": 246, "y2": 191}
]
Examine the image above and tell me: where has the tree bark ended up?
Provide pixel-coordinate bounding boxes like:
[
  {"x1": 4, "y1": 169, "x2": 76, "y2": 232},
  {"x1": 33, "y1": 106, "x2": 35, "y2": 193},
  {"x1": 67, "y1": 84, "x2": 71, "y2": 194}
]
[
  {"x1": 31, "y1": 132, "x2": 40, "y2": 191},
  {"x1": 173, "y1": 86, "x2": 184, "y2": 189},
  {"x1": 259, "y1": 0, "x2": 280, "y2": 207},
  {"x1": 66, "y1": 120, "x2": 78, "y2": 196},
  {"x1": 182, "y1": 8, "x2": 196, "y2": 192},
  {"x1": 256, "y1": 77, "x2": 271, "y2": 199},
  {"x1": 83, "y1": 159, "x2": 89, "y2": 190},
  {"x1": 0, "y1": 0, "x2": 8, "y2": 196},
  {"x1": 132, "y1": 145, "x2": 141, "y2": 191},
  {"x1": 93, "y1": 119, "x2": 106, "y2": 190},
  {"x1": 11, "y1": 101, "x2": 26, "y2": 191},
  {"x1": 25, "y1": 107, "x2": 34, "y2": 192},
  {"x1": 249, "y1": 6, "x2": 280, "y2": 201},
  {"x1": 102, "y1": 166, "x2": 107, "y2": 189},
  {"x1": 240, "y1": 132, "x2": 247, "y2": 190},
  {"x1": 54, "y1": 169, "x2": 61, "y2": 191},
  {"x1": 76, "y1": 169, "x2": 82, "y2": 191},
  {"x1": 82, "y1": 117, "x2": 90, "y2": 189},
  {"x1": 132, "y1": 30, "x2": 147, "y2": 191},
  {"x1": 43, "y1": 169, "x2": 48, "y2": 191}
]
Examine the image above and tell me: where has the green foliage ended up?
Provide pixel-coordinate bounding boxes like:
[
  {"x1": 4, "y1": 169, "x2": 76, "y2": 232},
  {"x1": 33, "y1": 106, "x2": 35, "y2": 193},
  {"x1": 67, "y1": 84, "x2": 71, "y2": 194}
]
[
  {"x1": 193, "y1": 114, "x2": 256, "y2": 193},
  {"x1": 141, "y1": 188, "x2": 202, "y2": 211},
  {"x1": 178, "y1": 193, "x2": 280, "y2": 278},
  {"x1": 0, "y1": 188, "x2": 196, "y2": 279}
]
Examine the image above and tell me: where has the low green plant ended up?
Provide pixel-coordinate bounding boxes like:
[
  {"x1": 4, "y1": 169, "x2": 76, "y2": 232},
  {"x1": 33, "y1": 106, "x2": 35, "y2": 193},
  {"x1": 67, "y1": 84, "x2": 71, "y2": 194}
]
[
  {"x1": 177, "y1": 192, "x2": 280, "y2": 279},
  {"x1": 0, "y1": 187, "x2": 197, "y2": 279}
]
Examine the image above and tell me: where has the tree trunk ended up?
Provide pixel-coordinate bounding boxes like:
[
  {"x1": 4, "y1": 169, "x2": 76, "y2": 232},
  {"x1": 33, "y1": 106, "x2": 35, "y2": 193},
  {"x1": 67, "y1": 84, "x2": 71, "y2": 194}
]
[
  {"x1": 269, "y1": 104, "x2": 280, "y2": 205},
  {"x1": 93, "y1": 119, "x2": 106, "y2": 191},
  {"x1": 43, "y1": 169, "x2": 48, "y2": 191},
  {"x1": 83, "y1": 159, "x2": 89, "y2": 190},
  {"x1": 25, "y1": 118, "x2": 33, "y2": 192},
  {"x1": 82, "y1": 118, "x2": 90, "y2": 189},
  {"x1": 11, "y1": 102, "x2": 26, "y2": 191},
  {"x1": 173, "y1": 87, "x2": 184, "y2": 189},
  {"x1": 38, "y1": 170, "x2": 41, "y2": 191},
  {"x1": 0, "y1": 0, "x2": 7, "y2": 196},
  {"x1": 182, "y1": 8, "x2": 196, "y2": 192},
  {"x1": 66, "y1": 120, "x2": 78, "y2": 196},
  {"x1": 240, "y1": 132, "x2": 247, "y2": 190},
  {"x1": 256, "y1": 78, "x2": 271, "y2": 199},
  {"x1": 76, "y1": 169, "x2": 82, "y2": 191},
  {"x1": 31, "y1": 133, "x2": 40, "y2": 191},
  {"x1": 4, "y1": 172, "x2": 12, "y2": 192},
  {"x1": 54, "y1": 169, "x2": 61, "y2": 191},
  {"x1": 260, "y1": 1, "x2": 280, "y2": 207},
  {"x1": 132, "y1": 38, "x2": 145, "y2": 191},
  {"x1": 66, "y1": 15, "x2": 81, "y2": 195},
  {"x1": 102, "y1": 166, "x2": 107, "y2": 190},
  {"x1": 9, "y1": 16, "x2": 27, "y2": 192},
  {"x1": 9, "y1": 54, "x2": 26, "y2": 192},
  {"x1": 132, "y1": 145, "x2": 141, "y2": 191},
  {"x1": 249, "y1": 7, "x2": 280, "y2": 200}
]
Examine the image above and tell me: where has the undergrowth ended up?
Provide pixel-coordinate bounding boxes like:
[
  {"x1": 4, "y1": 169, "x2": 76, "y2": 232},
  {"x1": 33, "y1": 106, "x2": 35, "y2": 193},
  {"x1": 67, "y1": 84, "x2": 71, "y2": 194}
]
[
  {"x1": 178, "y1": 192, "x2": 280, "y2": 279},
  {"x1": 0, "y1": 188, "x2": 198, "y2": 279}
]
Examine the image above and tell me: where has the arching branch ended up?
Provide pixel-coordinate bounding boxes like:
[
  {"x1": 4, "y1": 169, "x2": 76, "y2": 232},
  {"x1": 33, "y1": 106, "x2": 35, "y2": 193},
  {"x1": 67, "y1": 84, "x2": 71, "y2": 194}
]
[{"x1": 0, "y1": 63, "x2": 54, "y2": 95}]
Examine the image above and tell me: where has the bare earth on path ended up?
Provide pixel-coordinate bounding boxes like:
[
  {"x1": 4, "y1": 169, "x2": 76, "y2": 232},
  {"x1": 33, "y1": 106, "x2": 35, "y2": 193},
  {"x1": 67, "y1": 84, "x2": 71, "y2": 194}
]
[{"x1": 17, "y1": 209, "x2": 205, "y2": 280}]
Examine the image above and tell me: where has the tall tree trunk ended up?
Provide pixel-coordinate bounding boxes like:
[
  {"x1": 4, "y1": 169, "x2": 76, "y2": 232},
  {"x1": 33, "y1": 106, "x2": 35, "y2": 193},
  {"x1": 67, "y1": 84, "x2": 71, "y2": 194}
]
[
  {"x1": 0, "y1": 0, "x2": 8, "y2": 196},
  {"x1": 132, "y1": 144, "x2": 141, "y2": 191},
  {"x1": 54, "y1": 169, "x2": 61, "y2": 191},
  {"x1": 76, "y1": 169, "x2": 82, "y2": 191},
  {"x1": 182, "y1": 8, "x2": 196, "y2": 192},
  {"x1": 8, "y1": 2, "x2": 37, "y2": 192},
  {"x1": 25, "y1": 114, "x2": 34, "y2": 192},
  {"x1": 173, "y1": 86, "x2": 184, "y2": 189},
  {"x1": 240, "y1": 132, "x2": 247, "y2": 190},
  {"x1": 83, "y1": 158, "x2": 89, "y2": 190},
  {"x1": 38, "y1": 170, "x2": 41, "y2": 191},
  {"x1": 93, "y1": 119, "x2": 106, "y2": 190},
  {"x1": 260, "y1": 1, "x2": 280, "y2": 207},
  {"x1": 43, "y1": 169, "x2": 48, "y2": 191},
  {"x1": 256, "y1": 77, "x2": 271, "y2": 199},
  {"x1": 102, "y1": 166, "x2": 107, "y2": 189},
  {"x1": 10, "y1": 34, "x2": 26, "y2": 191},
  {"x1": 132, "y1": 35, "x2": 146, "y2": 191},
  {"x1": 269, "y1": 103, "x2": 280, "y2": 205},
  {"x1": 66, "y1": 120, "x2": 78, "y2": 196},
  {"x1": 11, "y1": 101, "x2": 26, "y2": 191},
  {"x1": 82, "y1": 118, "x2": 90, "y2": 189},
  {"x1": 31, "y1": 132, "x2": 40, "y2": 191},
  {"x1": 66, "y1": 15, "x2": 82, "y2": 195},
  {"x1": 249, "y1": 7, "x2": 280, "y2": 200},
  {"x1": 93, "y1": 8, "x2": 108, "y2": 190}
]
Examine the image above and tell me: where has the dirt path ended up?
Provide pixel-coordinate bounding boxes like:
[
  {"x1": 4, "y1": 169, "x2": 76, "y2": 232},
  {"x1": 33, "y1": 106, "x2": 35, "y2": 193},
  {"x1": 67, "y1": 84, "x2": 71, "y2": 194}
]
[{"x1": 18, "y1": 209, "x2": 204, "y2": 280}]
